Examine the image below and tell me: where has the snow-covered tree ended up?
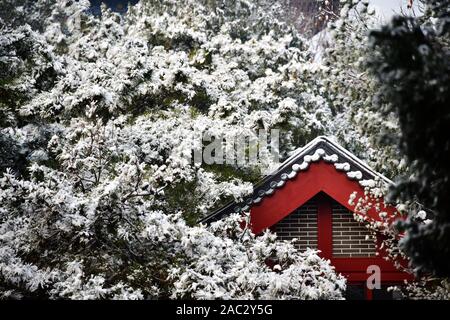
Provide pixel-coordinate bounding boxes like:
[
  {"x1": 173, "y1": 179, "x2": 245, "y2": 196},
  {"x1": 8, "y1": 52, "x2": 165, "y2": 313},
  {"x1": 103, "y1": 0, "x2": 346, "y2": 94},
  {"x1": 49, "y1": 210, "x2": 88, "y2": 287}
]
[
  {"x1": 320, "y1": 0, "x2": 450, "y2": 298},
  {"x1": 367, "y1": 0, "x2": 450, "y2": 278},
  {"x1": 315, "y1": 0, "x2": 408, "y2": 178},
  {"x1": 0, "y1": 0, "x2": 349, "y2": 299}
]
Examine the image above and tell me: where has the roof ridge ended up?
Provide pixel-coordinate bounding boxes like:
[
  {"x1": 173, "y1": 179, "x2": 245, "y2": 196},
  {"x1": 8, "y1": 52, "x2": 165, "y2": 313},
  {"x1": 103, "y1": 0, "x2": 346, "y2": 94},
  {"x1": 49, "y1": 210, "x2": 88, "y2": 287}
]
[
  {"x1": 200, "y1": 136, "x2": 394, "y2": 224},
  {"x1": 318, "y1": 136, "x2": 394, "y2": 185}
]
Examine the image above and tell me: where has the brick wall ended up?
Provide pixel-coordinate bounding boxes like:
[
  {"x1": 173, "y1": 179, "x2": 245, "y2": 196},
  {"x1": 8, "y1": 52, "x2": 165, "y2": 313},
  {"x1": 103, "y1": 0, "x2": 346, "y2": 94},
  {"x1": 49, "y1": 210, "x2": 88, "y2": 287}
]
[
  {"x1": 332, "y1": 201, "x2": 376, "y2": 257},
  {"x1": 272, "y1": 198, "x2": 318, "y2": 251},
  {"x1": 273, "y1": 196, "x2": 376, "y2": 256}
]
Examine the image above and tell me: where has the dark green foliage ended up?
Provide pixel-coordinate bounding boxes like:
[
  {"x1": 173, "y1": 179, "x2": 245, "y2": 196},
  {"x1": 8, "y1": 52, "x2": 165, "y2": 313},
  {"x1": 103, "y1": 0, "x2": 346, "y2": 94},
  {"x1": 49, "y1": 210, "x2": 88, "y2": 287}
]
[{"x1": 368, "y1": 0, "x2": 450, "y2": 277}]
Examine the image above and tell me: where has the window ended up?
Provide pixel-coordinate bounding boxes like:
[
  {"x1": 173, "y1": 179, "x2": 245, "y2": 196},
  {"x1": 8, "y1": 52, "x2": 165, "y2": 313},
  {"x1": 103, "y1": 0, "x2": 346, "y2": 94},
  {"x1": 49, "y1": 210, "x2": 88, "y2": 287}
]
[
  {"x1": 345, "y1": 284, "x2": 366, "y2": 300},
  {"x1": 372, "y1": 285, "x2": 404, "y2": 300}
]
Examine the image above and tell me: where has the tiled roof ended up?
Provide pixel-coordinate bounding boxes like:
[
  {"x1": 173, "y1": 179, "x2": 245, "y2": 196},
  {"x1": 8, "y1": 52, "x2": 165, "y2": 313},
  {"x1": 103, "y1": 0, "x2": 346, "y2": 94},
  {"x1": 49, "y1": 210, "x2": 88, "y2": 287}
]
[{"x1": 199, "y1": 136, "x2": 393, "y2": 224}]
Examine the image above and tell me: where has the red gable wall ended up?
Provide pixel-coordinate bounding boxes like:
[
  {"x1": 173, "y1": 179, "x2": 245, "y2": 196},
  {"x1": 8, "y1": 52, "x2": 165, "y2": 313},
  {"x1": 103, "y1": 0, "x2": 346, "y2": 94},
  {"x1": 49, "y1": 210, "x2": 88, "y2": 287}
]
[
  {"x1": 249, "y1": 160, "x2": 412, "y2": 286},
  {"x1": 250, "y1": 160, "x2": 395, "y2": 234}
]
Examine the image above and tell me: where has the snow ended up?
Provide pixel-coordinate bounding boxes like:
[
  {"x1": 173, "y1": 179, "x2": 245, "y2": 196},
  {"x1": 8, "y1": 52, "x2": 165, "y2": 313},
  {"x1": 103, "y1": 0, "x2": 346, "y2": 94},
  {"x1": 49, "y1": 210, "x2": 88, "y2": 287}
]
[
  {"x1": 335, "y1": 162, "x2": 351, "y2": 171},
  {"x1": 0, "y1": 0, "x2": 404, "y2": 300},
  {"x1": 347, "y1": 171, "x2": 363, "y2": 180},
  {"x1": 233, "y1": 137, "x2": 391, "y2": 212}
]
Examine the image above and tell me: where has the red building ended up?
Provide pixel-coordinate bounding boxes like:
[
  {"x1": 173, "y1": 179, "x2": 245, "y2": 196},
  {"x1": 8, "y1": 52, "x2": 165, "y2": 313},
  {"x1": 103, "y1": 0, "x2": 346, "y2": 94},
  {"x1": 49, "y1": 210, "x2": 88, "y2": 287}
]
[{"x1": 201, "y1": 136, "x2": 412, "y2": 300}]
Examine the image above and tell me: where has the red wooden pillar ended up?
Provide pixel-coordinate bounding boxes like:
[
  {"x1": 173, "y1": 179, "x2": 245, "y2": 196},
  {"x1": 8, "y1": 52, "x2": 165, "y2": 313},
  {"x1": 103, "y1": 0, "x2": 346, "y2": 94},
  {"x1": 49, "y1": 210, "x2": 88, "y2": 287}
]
[
  {"x1": 365, "y1": 287, "x2": 373, "y2": 300},
  {"x1": 317, "y1": 193, "x2": 333, "y2": 259}
]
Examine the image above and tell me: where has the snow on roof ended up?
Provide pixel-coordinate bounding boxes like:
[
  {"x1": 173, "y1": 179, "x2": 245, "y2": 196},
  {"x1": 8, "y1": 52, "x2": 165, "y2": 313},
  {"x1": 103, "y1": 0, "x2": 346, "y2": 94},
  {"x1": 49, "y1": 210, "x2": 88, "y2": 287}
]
[{"x1": 199, "y1": 136, "x2": 393, "y2": 224}]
